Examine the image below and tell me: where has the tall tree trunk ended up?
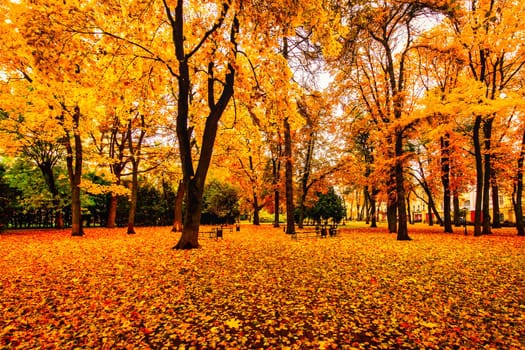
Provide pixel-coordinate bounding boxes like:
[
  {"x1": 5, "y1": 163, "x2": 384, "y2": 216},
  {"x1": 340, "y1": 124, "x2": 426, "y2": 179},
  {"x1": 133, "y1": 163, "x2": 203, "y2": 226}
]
[
  {"x1": 38, "y1": 161, "x2": 64, "y2": 229},
  {"x1": 453, "y1": 192, "x2": 461, "y2": 226},
  {"x1": 406, "y1": 191, "x2": 413, "y2": 225},
  {"x1": 64, "y1": 106, "x2": 83, "y2": 237},
  {"x1": 106, "y1": 116, "x2": 128, "y2": 228},
  {"x1": 282, "y1": 37, "x2": 295, "y2": 235},
  {"x1": 428, "y1": 202, "x2": 433, "y2": 226},
  {"x1": 176, "y1": 178, "x2": 203, "y2": 249},
  {"x1": 491, "y1": 183, "x2": 501, "y2": 228},
  {"x1": 387, "y1": 171, "x2": 397, "y2": 233},
  {"x1": 395, "y1": 131, "x2": 410, "y2": 240},
  {"x1": 440, "y1": 134, "x2": 453, "y2": 233},
  {"x1": 482, "y1": 118, "x2": 493, "y2": 234},
  {"x1": 272, "y1": 156, "x2": 280, "y2": 228},
  {"x1": 126, "y1": 115, "x2": 146, "y2": 235},
  {"x1": 473, "y1": 115, "x2": 483, "y2": 236},
  {"x1": 252, "y1": 192, "x2": 261, "y2": 225},
  {"x1": 127, "y1": 158, "x2": 138, "y2": 234},
  {"x1": 364, "y1": 186, "x2": 371, "y2": 225},
  {"x1": 107, "y1": 194, "x2": 118, "y2": 229},
  {"x1": 369, "y1": 191, "x2": 377, "y2": 228},
  {"x1": 514, "y1": 129, "x2": 525, "y2": 236},
  {"x1": 172, "y1": 180, "x2": 184, "y2": 232},
  {"x1": 169, "y1": 2, "x2": 238, "y2": 249},
  {"x1": 297, "y1": 131, "x2": 315, "y2": 229},
  {"x1": 284, "y1": 116, "x2": 295, "y2": 235}
]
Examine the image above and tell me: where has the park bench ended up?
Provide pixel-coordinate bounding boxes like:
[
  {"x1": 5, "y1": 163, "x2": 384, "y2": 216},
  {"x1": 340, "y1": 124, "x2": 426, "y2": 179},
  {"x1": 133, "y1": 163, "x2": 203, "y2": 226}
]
[
  {"x1": 291, "y1": 224, "x2": 339, "y2": 240},
  {"x1": 200, "y1": 226, "x2": 224, "y2": 239},
  {"x1": 200, "y1": 224, "x2": 239, "y2": 239}
]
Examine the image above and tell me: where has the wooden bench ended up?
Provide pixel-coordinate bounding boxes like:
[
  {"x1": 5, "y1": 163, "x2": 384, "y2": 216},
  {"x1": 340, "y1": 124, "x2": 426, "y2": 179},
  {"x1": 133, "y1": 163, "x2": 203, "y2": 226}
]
[
  {"x1": 201, "y1": 224, "x2": 237, "y2": 239},
  {"x1": 220, "y1": 225, "x2": 234, "y2": 234},
  {"x1": 291, "y1": 225, "x2": 339, "y2": 239},
  {"x1": 200, "y1": 227, "x2": 223, "y2": 239},
  {"x1": 291, "y1": 229, "x2": 318, "y2": 240}
]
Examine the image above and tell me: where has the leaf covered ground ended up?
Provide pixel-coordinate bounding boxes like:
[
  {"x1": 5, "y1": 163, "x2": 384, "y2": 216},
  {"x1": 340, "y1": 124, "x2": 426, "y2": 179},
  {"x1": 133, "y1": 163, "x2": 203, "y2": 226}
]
[{"x1": 0, "y1": 225, "x2": 524, "y2": 349}]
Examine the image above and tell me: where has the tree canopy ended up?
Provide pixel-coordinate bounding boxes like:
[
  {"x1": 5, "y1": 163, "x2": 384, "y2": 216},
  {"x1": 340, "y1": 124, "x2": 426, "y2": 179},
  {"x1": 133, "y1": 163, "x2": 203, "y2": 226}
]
[{"x1": 1, "y1": 0, "x2": 524, "y2": 243}]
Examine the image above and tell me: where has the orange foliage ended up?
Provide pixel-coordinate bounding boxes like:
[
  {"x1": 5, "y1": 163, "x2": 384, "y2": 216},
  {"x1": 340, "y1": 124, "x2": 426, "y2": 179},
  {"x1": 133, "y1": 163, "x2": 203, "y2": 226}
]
[{"x1": 0, "y1": 226, "x2": 523, "y2": 348}]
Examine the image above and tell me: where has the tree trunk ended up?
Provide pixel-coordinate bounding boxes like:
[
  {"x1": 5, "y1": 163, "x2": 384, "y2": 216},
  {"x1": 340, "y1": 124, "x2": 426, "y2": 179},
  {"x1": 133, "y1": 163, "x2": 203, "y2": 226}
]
[
  {"x1": 41, "y1": 163, "x2": 64, "y2": 229},
  {"x1": 482, "y1": 118, "x2": 493, "y2": 234},
  {"x1": 370, "y1": 195, "x2": 377, "y2": 228},
  {"x1": 387, "y1": 170, "x2": 397, "y2": 233},
  {"x1": 252, "y1": 192, "x2": 261, "y2": 225},
  {"x1": 63, "y1": 106, "x2": 83, "y2": 237},
  {"x1": 428, "y1": 202, "x2": 433, "y2": 226},
  {"x1": 440, "y1": 134, "x2": 453, "y2": 233},
  {"x1": 172, "y1": 180, "x2": 184, "y2": 232},
  {"x1": 272, "y1": 156, "x2": 280, "y2": 228},
  {"x1": 298, "y1": 121, "x2": 315, "y2": 229},
  {"x1": 126, "y1": 115, "x2": 146, "y2": 235},
  {"x1": 364, "y1": 186, "x2": 371, "y2": 224},
  {"x1": 284, "y1": 116, "x2": 295, "y2": 235},
  {"x1": 514, "y1": 129, "x2": 525, "y2": 236},
  {"x1": 387, "y1": 202, "x2": 397, "y2": 233},
  {"x1": 453, "y1": 192, "x2": 461, "y2": 226},
  {"x1": 107, "y1": 194, "x2": 118, "y2": 229},
  {"x1": 167, "y1": 1, "x2": 237, "y2": 249},
  {"x1": 491, "y1": 183, "x2": 501, "y2": 228},
  {"x1": 473, "y1": 115, "x2": 483, "y2": 236},
  {"x1": 175, "y1": 178, "x2": 203, "y2": 249},
  {"x1": 395, "y1": 131, "x2": 410, "y2": 240},
  {"x1": 127, "y1": 158, "x2": 138, "y2": 234},
  {"x1": 406, "y1": 191, "x2": 413, "y2": 225}
]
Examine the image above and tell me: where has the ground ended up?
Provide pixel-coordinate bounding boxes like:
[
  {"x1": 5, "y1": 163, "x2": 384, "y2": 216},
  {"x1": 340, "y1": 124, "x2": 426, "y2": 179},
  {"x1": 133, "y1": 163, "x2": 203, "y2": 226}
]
[{"x1": 0, "y1": 224, "x2": 524, "y2": 349}]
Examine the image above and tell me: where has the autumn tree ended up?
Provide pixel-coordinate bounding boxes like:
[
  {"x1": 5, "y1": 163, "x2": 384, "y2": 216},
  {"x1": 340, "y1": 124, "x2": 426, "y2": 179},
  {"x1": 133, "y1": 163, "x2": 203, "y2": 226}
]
[
  {"x1": 324, "y1": 0, "x2": 453, "y2": 240},
  {"x1": 0, "y1": 1, "x2": 110, "y2": 236},
  {"x1": 445, "y1": 0, "x2": 525, "y2": 235}
]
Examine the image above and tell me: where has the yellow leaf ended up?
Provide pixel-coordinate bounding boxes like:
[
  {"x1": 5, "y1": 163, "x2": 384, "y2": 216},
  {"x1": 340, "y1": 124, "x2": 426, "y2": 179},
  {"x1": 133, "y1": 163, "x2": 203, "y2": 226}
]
[{"x1": 225, "y1": 318, "x2": 241, "y2": 329}]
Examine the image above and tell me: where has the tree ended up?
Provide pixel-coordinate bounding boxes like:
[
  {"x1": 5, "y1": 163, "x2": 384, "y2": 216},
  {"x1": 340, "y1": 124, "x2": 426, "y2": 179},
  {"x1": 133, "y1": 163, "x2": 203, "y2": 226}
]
[
  {"x1": 309, "y1": 187, "x2": 345, "y2": 225},
  {"x1": 201, "y1": 179, "x2": 240, "y2": 225},
  {"x1": 446, "y1": 0, "x2": 525, "y2": 235},
  {"x1": 0, "y1": 162, "x2": 21, "y2": 230},
  {"x1": 325, "y1": 0, "x2": 450, "y2": 240},
  {"x1": 514, "y1": 128, "x2": 525, "y2": 236}
]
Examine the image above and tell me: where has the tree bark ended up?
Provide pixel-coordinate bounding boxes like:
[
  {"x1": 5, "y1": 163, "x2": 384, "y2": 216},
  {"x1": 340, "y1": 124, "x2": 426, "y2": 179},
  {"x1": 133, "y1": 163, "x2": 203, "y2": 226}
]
[
  {"x1": 369, "y1": 191, "x2": 378, "y2": 228},
  {"x1": 395, "y1": 131, "x2": 410, "y2": 240},
  {"x1": 297, "y1": 131, "x2": 315, "y2": 229},
  {"x1": 514, "y1": 129, "x2": 525, "y2": 236},
  {"x1": 387, "y1": 171, "x2": 397, "y2": 233},
  {"x1": 427, "y1": 202, "x2": 433, "y2": 226},
  {"x1": 491, "y1": 183, "x2": 501, "y2": 228},
  {"x1": 473, "y1": 115, "x2": 483, "y2": 236},
  {"x1": 107, "y1": 194, "x2": 118, "y2": 229},
  {"x1": 126, "y1": 115, "x2": 146, "y2": 235},
  {"x1": 169, "y1": 1, "x2": 238, "y2": 249},
  {"x1": 38, "y1": 161, "x2": 64, "y2": 229},
  {"x1": 172, "y1": 180, "x2": 184, "y2": 232},
  {"x1": 406, "y1": 191, "x2": 413, "y2": 225},
  {"x1": 272, "y1": 156, "x2": 281, "y2": 228},
  {"x1": 284, "y1": 116, "x2": 295, "y2": 235},
  {"x1": 64, "y1": 106, "x2": 83, "y2": 236},
  {"x1": 440, "y1": 134, "x2": 453, "y2": 233},
  {"x1": 252, "y1": 192, "x2": 261, "y2": 225},
  {"x1": 127, "y1": 158, "x2": 138, "y2": 234},
  {"x1": 453, "y1": 192, "x2": 461, "y2": 226},
  {"x1": 106, "y1": 115, "x2": 128, "y2": 228},
  {"x1": 482, "y1": 118, "x2": 493, "y2": 234}
]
